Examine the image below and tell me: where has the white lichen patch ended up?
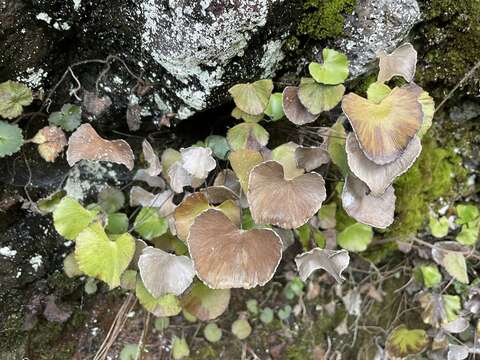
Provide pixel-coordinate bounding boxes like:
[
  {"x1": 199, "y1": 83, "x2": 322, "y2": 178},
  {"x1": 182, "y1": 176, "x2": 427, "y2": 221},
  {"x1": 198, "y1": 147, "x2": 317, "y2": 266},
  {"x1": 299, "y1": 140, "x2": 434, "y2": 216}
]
[
  {"x1": 334, "y1": 0, "x2": 421, "y2": 76},
  {"x1": 63, "y1": 161, "x2": 121, "y2": 201},
  {"x1": 0, "y1": 246, "x2": 17, "y2": 258},
  {"x1": 73, "y1": 0, "x2": 82, "y2": 11},
  {"x1": 36, "y1": 12, "x2": 52, "y2": 24},
  {"x1": 141, "y1": 0, "x2": 271, "y2": 118},
  {"x1": 29, "y1": 254, "x2": 43, "y2": 271},
  {"x1": 260, "y1": 40, "x2": 285, "y2": 78},
  {"x1": 16, "y1": 67, "x2": 48, "y2": 89}
]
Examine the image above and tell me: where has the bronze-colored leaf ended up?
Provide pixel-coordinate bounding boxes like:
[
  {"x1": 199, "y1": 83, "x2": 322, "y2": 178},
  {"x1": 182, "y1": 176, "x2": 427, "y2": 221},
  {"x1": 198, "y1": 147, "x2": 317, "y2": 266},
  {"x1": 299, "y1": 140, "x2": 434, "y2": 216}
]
[
  {"x1": 282, "y1": 86, "x2": 319, "y2": 125},
  {"x1": 247, "y1": 161, "x2": 326, "y2": 229},
  {"x1": 66, "y1": 124, "x2": 134, "y2": 169},
  {"x1": 187, "y1": 209, "x2": 282, "y2": 289}
]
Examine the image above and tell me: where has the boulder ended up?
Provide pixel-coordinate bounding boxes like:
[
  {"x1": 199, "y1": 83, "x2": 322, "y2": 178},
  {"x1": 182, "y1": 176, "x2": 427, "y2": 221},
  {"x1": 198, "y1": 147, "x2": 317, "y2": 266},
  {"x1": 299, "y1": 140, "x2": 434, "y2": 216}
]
[{"x1": 0, "y1": 0, "x2": 421, "y2": 121}]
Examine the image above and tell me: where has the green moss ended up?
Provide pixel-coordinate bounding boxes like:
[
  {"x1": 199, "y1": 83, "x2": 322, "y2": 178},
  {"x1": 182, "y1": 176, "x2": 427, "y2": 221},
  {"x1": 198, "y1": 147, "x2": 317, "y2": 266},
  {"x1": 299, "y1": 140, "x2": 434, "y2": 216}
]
[
  {"x1": 297, "y1": 0, "x2": 356, "y2": 40},
  {"x1": 390, "y1": 134, "x2": 467, "y2": 237},
  {"x1": 416, "y1": 1, "x2": 480, "y2": 96}
]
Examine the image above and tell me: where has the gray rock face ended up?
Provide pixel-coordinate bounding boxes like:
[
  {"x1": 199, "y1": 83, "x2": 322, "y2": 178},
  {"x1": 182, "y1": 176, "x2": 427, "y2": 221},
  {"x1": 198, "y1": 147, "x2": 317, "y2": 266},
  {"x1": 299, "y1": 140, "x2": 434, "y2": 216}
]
[
  {"x1": 1, "y1": 0, "x2": 421, "y2": 121},
  {"x1": 333, "y1": 0, "x2": 421, "y2": 77}
]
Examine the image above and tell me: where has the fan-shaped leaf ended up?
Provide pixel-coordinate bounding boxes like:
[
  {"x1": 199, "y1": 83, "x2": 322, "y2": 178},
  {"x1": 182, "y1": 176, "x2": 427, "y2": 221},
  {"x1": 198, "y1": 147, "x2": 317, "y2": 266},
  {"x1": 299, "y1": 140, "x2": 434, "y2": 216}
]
[
  {"x1": 308, "y1": 49, "x2": 349, "y2": 85},
  {"x1": 0, "y1": 81, "x2": 33, "y2": 119},
  {"x1": 0, "y1": 121, "x2": 24, "y2": 157}
]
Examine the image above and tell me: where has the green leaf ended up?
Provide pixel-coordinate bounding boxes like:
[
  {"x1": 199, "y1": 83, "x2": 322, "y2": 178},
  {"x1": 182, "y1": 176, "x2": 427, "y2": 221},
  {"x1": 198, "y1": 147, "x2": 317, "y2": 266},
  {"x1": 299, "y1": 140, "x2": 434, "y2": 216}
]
[
  {"x1": 84, "y1": 277, "x2": 98, "y2": 294},
  {"x1": 443, "y1": 294, "x2": 461, "y2": 323},
  {"x1": 429, "y1": 216, "x2": 449, "y2": 238},
  {"x1": 0, "y1": 81, "x2": 33, "y2": 119},
  {"x1": 182, "y1": 309, "x2": 198, "y2": 323},
  {"x1": 443, "y1": 251, "x2": 469, "y2": 284},
  {"x1": 419, "y1": 264, "x2": 442, "y2": 288},
  {"x1": 318, "y1": 202, "x2": 337, "y2": 230},
  {"x1": 205, "y1": 135, "x2": 230, "y2": 160},
  {"x1": 367, "y1": 82, "x2": 392, "y2": 104},
  {"x1": 172, "y1": 337, "x2": 190, "y2": 359},
  {"x1": 37, "y1": 190, "x2": 66, "y2": 214},
  {"x1": 456, "y1": 204, "x2": 479, "y2": 225},
  {"x1": 119, "y1": 344, "x2": 139, "y2": 360},
  {"x1": 417, "y1": 91, "x2": 435, "y2": 138},
  {"x1": 264, "y1": 92, "x2": 284, "y2": 121},
  {"x1": 271, "y1": 142, "x2": 304, "y2": 180},
  {"x1": 295, "y1": 224, "x2": 311, "y2": 250},
  {"x1": 63, "y1": 252, "x2": 82, "y2": 278},
  {"x1": 231, "y1": 107, "x2": 264, "y2": 123},
  {"x1": 308, "y1": 49, "x2": 349, "y2": 85},
  {"x1": 298, "y1": 78, "x2": 344, "y2": 115},
  {"x1": 283, "y1": 277, "x2": 304, "y2": 300},
  {"x1": 154, "y1": 317, "x2": 170, "y2": 331},
  {"x1": 180, "y1": 281, "x2": 231, "y2": 321},
  {"x1": 246, "y1": 299, "x2": 259, "y2": 315},
  {"x1": 48, "y1": 104, "x2": 82, "y2": 131},
  {"x1": 98, "y1": 186, "x2": 125, "y2": 214},
  {"x1": 260, "y1": 307, "x2": 274, "y2": 324},
  {"x1": 277, "y1": 305, "x2": 292, "y2": 320},
  {"x1": 327, "y1": 120, "x2": 348, "y2": 176},
  {"x1": 231, "y1": 319, "x2": 252, "y2": 340},
  {"x1": 203, "y1": 323, "x2": 222, "y2": 343},
  {"x1": 456, "y1": 226, "x2": 479, "y2": 246},
  {"x1": 106, "y1": 213, "x2": 129, "y2": 234},
  {"x1": 226, "y1": 123, "x2": 269, "y2": 151},
  {"x1": 385, "y1": 325, "x2": 429, "y2": 359},
  {"x1": 0, "y1": 121, "x2": 24, "y2": 157},
  {"x1": 337, "y1": 223, "x2": 373, "y2": 252},
  {"x1": 133, "y1": 207, "x2": 168, "y2": 240},
  {"x1": 229, "y1": 79, "x2": 273, "y2": 115},
  {"x1": 53, "y1": 197, "x2": 98, "y2": 240},
  {"x1": 313, "y1": 229, "x2": 326, "y2": 248},
  {"x1": 75, "y1": 224, "x2": 135, "y2": 288},
  {"x1": 120, "y1": 269, "x2": 137, "y2": 291},
  {"x1": 136, "y1": 277, "x2": 182, "y2": 317}
]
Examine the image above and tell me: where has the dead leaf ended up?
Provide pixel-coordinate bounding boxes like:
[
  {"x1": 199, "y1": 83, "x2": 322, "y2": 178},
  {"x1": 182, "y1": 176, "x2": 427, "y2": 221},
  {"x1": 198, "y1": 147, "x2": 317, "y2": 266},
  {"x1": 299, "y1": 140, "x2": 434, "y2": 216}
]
[
  {"x1": 66, "y1": 123, "x2": 134, "y2": 170},
  {"x1": 82, "y1": 91, "x2": 112, "y2": 117},
  {"x1": 31, "y1": 126, "x2": 67, "y2": 162},
  {"x1": 295, "y1": 248, "x2": 349, "y2": 283}
]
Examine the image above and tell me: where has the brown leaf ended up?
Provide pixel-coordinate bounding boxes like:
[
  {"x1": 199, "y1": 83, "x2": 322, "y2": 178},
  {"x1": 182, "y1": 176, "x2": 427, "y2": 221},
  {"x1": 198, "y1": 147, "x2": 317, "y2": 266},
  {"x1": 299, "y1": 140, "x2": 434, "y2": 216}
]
[
  {"x1": 187, "y1": 209, "x2": 283, "y2": 289},
  {"x1": 282, "y1": 86, "x2": 319, "y2": 125},
  {"x1": 31, "y1": 126, "x2": 67, "y2": 162},
  {"x1": 82, "y1": 91, "x2": 112, "y2": 117},
  {"x1": 66, "y1": 123, "x2": 134, "y2": 169}
]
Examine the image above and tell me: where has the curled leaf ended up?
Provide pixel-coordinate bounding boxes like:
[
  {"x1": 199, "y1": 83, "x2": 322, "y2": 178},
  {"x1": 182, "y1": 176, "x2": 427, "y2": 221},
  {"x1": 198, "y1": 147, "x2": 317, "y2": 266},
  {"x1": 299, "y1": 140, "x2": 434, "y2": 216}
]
[
  {"x1": 342, "y1": 175, "x2": 396, "y2": 229},
  {"x1": 377, "y1": 43, "x2": 417, "y2": 83},
  {"x1": 346, "y1": 133, "x2": 421, "y2": 196},
  {"x1": 295, "y1": 248, "x2": 349, "y2": 283},
  {"x1": 180, "y1": 146, "x2": 216, "y2": 179},
  {"x1": 342, "y1": 86, "x2": 423, "y2": 165},
  {"x1": 66, "y1": 124, "x2": 134, "y2": 170},
  {"x1": 30, "y1": 126, "x2": 67, "y2": 162},
  {"x1": 129, "y1": 186, "x2": 173, "y2": 209},
  {"x1": 142, "y1": 140, "x2": 161, "y2": 176}
]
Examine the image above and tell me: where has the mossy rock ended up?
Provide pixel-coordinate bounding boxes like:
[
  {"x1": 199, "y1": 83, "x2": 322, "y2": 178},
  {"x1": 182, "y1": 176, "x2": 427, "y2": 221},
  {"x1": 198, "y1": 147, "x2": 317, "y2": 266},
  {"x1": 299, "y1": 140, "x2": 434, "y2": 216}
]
[{"x1": 415, "y1": 0, "x2": 480, "y2": 97}]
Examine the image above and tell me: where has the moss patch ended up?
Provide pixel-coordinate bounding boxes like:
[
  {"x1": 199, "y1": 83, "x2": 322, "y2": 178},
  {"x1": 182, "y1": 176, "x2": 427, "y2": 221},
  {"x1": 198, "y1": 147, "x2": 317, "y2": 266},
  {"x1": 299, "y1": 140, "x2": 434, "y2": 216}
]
[
  {"x1": 297, "y1": 0, "x2": 356, "y2": 40},
  {"x1": 415, "y1": 1, "x2": 480, "y2": 97},
  {"x1": 389, "y1": 134, "x2": 467, "y2": 237}
]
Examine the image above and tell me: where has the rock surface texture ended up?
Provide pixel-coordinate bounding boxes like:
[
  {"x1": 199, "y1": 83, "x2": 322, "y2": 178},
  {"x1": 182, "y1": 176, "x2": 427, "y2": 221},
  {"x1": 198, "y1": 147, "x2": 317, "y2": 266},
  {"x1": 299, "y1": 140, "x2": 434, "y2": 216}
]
[{"x1": 1, "y1": 0, "x2": 420, "y2": 119}]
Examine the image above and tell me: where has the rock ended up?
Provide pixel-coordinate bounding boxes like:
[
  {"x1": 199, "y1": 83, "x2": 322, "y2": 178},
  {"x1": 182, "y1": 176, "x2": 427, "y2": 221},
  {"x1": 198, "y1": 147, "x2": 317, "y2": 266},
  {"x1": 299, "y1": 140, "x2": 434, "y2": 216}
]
[
  {"x1": 0, "y1": 0, "x2": 421, "y2": 121},
  {"x1": 332, "y1": 0, "x2": 421, "y2": 77}
]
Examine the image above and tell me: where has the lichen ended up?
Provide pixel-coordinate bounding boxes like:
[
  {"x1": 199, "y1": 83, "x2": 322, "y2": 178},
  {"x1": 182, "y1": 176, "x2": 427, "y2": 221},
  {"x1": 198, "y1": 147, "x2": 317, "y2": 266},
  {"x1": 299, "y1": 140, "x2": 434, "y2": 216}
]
[
  {"x1": 297, "y1": 0, "x2": 356, "y2": 40},
  {"x1": 415, "y1": 0, "x2": 480, "y2": 96},
  {"x1": 389, "y1": 134, "x2": 467, "y2": 237}
]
